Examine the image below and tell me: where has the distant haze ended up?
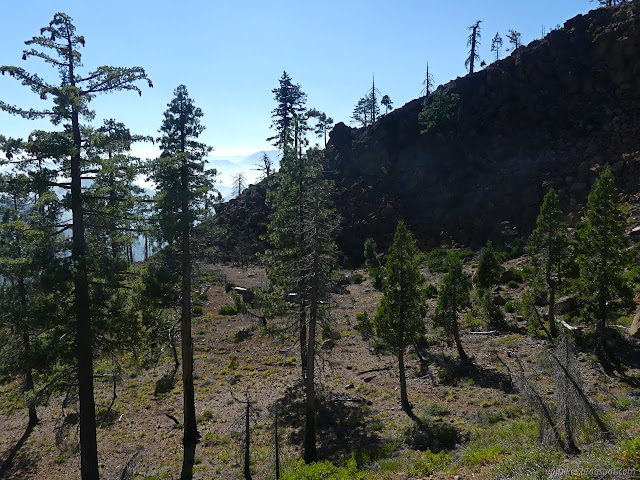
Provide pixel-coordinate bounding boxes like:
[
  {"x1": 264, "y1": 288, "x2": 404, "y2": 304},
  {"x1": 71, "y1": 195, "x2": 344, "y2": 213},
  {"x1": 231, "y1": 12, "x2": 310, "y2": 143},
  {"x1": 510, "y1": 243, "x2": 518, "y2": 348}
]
[{"x1": 131, "y1": 149, "x2": 280, "y2": 201}]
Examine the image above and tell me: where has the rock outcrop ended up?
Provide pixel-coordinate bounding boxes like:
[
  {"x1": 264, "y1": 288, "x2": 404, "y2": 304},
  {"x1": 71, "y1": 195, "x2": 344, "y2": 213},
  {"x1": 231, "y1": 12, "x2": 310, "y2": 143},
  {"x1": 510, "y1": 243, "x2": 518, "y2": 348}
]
[{"x1": 206, "y1": 2, "x2": 640, "y2": 263}]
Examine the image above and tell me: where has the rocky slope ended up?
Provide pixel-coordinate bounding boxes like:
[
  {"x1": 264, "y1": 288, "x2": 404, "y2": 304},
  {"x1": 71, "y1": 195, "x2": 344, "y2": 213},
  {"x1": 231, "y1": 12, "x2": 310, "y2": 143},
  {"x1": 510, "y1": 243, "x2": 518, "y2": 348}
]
[{"x1": 209, "y1": 2, "x2": 640, "y2": 263}]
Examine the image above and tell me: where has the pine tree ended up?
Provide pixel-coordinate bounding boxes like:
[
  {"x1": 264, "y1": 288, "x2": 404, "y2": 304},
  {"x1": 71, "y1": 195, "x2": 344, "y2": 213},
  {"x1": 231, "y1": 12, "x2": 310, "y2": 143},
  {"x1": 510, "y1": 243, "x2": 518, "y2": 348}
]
[
  {"x1": 476, "y1": 241, "x2": 502, "y2": 291},
  {"x1": 466, "y1": 21, "x2": 482, "y2": 73},
  {"x1": 528, "y1": 189, "x2": 570, "y2": 338},
  {"x1": 434, "y1": 253, "x2": 471, "y2": 361},
  {"x1": 307, "y1": 109, "x2": 334, "y2": 148},
  {"x1": 254, "y1": 151, "x2": 274, "y2": 179},
  {"x1": 363, "y1": 237, "x2": 382, "y2": 289},
  {"x1": 577, "y1": 165, "x2": 633, "y2": 366},
  {"x1": 232, "y1": 172, "x2": 247, "y2": 197},
  {"x1": 264, "y1": 147, "x2": 337, "y2": 462},
  {"x1": 352, "y1": 77, "x2": 382, "y2": 127},
  {"x1": 0, "y1": 14, "x2": 150, "y2": 478},
  {"x1": 491, "y1": 32, "x2": 503, "y2": 61},
  {"x1": 506, "y1": 29, "x2": 522, "y2": 50},
  {"x1": 150, "y1": 84, "x2": 217, "y2": 479},
  {"x1": 0, "y1": 171, "x2": 68, "y2": 427},
  {"x1": 381, "y1": 95, "x2": 393, "y2": 115},
  {"x1": 421, "y1": 63, "x2": 434, "y2": 96},
  {"x1": 374, "y1": 221, "x2": 427, "y2": 415},
  {"x1": 268, "y1": 71, "x2": 307, "y2": 153}
]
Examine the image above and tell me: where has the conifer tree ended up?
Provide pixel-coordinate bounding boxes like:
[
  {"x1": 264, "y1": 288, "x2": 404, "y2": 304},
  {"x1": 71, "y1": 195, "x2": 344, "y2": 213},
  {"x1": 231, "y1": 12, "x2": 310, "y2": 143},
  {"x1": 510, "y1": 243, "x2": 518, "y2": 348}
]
[
  {"x1": 466, "y1": 21, "x2": 482, "y2": 73},
  {"x1": 506, "y1": 29, "x2": 522, "y2": 50},
  {"x1": 0, "y1": 13, "x2": 150, "y2": 478},
  {"x1": 254, "y1": 151, "x2": 274, "y2": 179},
  {"x1": 528, "y1": 189, "x2": 570, "y2": 338},
  {"x1": 0, "y1": 171, "x2": 68, "y2": 427},
  {"x1": 264, "y1": 146, "x2": 337, "y2": 462},
  {"x1": 476, "y1": 241, "x2": 502, "y2": 291},
  {"x1": 381, "y1": 95, "x2": 393, "y2": 115},
  {"x1": 421, "y1": 62, "x2": 434, "y2": 96},
  {"x1": 374, "y1": 221, "x2": 427, "y2": 415},
  {"x1": 232, "y1": 172, "x2": 247, "y2": 197},
  {"x1": 150, "y1": 84, "x2": 217, "y2": 479},
  {"x1": 577, "y1": 165, "x2": 633, "y2": 366},
  {"x1": 268, "y1": 71, "x2": 307, "y2": 153},
  {"x1": 364, "y1": 237, "x2": 382, "y2": 289},
  {"x1": 491, "y1": 32, "x2": 503, "y2": 61},
  {"x1": 434, "y1": 253, "x2": 471, "y2": 361},
  {"x1": 307, "y1": 109, "x2": 334, "y2": 148}
]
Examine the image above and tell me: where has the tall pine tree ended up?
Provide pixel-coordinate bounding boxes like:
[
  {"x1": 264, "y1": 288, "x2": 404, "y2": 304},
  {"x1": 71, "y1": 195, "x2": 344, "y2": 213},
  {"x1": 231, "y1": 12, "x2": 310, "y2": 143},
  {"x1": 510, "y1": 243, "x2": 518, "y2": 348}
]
[
  {"x1": 528, "y1": 189, "x2": 570, "y2": 338},
  {"x1": 578, "y1": 165, "x2": 633, "y2": 367},
  {"x1": 0, "y1": 13, "x2": 151, "y2": 478},
  {"x1": 150, "y1": 84, "x2": 217, "y2": 479},
  {"x1": 264, "y1": 146, "x2": 337, "y2": 462}
]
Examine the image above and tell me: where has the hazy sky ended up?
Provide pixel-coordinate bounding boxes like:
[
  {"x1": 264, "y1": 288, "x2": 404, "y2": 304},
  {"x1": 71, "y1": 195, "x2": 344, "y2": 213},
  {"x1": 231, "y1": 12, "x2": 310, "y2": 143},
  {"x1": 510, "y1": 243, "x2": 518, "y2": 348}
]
[{"x1": 0, "y1": 0, "x2": 593, "y2": 159}]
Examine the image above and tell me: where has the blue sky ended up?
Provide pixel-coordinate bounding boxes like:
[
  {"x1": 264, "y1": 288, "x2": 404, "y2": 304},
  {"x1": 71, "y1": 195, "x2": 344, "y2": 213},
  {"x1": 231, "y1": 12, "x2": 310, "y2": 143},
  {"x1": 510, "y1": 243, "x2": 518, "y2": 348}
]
[{"x1": 0, "y1": 0, "x2": 593, "y2": 158}]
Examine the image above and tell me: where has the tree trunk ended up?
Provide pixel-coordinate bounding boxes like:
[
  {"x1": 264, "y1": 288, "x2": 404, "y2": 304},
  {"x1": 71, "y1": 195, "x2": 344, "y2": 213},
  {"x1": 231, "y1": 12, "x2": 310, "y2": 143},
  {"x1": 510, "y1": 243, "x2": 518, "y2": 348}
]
[
  {"x1": 469, "y1": 30, "x2": 477, "y2": 73},
  {"x1": 547, "y1": 347, "x2": 612, "y2": 440},
  {"x1": 304, "y1": 270, "x2": 318, "y2": 463},
  {"x1": 398, "y1": 349, "x2": 410, "y2": 414},
  {"x1": 17, "y1": 272, "x2": 38, "y2": 426},
  {"x1": 71, "y1": 103, "x2": 100, "y2": 480},
  {"x1": 453, "y1": 320, "x2": 468, "y2": 362},
  {"x1": 180, "y1": 165, "x2": 198, "y2": 479},
  {"x1": 23, "y1": 332, "x2": 38, "y2": 426},
  {"x1": 274, "y1": 410, "x2": 280, "y2": 479},
  {"x1": 299, "y1": 302, "x2": 307, "y2": 380},
  {"x1": 244, "y1": 399, "x2": 252, "y2": 480},
  {"x1": 548, "y1": 280, "x2": 558, "y2": 338}
]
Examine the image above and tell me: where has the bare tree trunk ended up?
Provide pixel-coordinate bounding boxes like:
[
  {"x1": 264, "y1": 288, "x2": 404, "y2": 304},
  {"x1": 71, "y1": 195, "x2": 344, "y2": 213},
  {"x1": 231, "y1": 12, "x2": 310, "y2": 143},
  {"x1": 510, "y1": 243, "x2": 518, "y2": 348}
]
[
  {"x1": 274, "y1": 410, "x2": 280, "y2": 479},
  {"x1": 71, "y1": 101, "x2": 100, "y2": 480},
  {"x1": 244, "y1": 399, "x2": 252, "y2": 480},
  {"x1": 548, "y1": 279, "x2": 558, "y2": 338},
  {"x1": 399, "y1": 349, "x2": 410, "y2": 414},
  {"x1": 514, "y1": 355, "x2": 568, "y2": 453},
  {"x1": 547, "y1": 347, "x2": 612, "y2": 440},
  {"x1": 180, "y1": 165, "x2": 198, "y2": 479}
]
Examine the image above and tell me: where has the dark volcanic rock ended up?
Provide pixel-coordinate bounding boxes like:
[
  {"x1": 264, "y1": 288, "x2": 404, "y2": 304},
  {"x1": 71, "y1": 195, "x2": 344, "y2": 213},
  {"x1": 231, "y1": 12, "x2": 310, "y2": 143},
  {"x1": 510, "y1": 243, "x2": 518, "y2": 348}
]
[{"x1": 203, "y1": 3, "x2": 640, "y2": 263}]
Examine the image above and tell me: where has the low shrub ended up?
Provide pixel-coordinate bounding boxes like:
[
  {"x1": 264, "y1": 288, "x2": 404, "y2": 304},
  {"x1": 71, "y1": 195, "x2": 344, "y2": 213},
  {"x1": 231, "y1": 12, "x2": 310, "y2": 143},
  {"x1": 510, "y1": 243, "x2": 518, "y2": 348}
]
[
  {"x1": 218, "y1": 305, "x2": 237, "y2": 315},
  {"x1": 425, "y1": 283, "x2": 438, "y2": 298},
  {"x1": 355, "y1": 312, "x2": 374, "y2": 340},
  {"x1": 405, "y1": 416, "x2": 460, "y2": 452},
  {"x1": 410, "y1": 449, "x2": 451, "y2": 476},
  {"x1": 281, "y1": 458, "x2": 374, "y2": 480},
  {"x1": 352, "y1": 273, "x2": 364, "y2": 284},
  {"x1": 616, "y1": 437, "x2": 640, "y2": 471},
  {"x1": 491, "y1": 447, "x2": 562, "y2": 480}
]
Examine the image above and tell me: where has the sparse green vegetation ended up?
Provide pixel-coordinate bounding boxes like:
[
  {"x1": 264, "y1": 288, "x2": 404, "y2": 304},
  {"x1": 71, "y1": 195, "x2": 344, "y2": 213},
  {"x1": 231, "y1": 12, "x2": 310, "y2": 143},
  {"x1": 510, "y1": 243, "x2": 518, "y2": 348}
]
[
  {"x1": 2, "y1": 6, "x2": 640, "y2": 480},
  {"x1": 218, "y1": 305, "x2": 238, "y2": 315}
]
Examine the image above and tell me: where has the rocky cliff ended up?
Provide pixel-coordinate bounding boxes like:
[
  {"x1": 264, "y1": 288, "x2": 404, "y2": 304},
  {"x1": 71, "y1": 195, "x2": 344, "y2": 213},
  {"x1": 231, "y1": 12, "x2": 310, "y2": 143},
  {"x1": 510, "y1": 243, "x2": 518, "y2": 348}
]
[{"x1": 208, "y1": 2, "x2": 640, "y2": 263}]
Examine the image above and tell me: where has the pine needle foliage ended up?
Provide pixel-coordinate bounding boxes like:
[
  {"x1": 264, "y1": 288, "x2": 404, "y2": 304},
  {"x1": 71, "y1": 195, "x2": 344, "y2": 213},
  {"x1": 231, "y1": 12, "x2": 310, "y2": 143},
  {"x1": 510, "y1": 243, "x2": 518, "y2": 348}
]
[{"x1": 374, "y1": 221, "x2": 427, "y2": 414}]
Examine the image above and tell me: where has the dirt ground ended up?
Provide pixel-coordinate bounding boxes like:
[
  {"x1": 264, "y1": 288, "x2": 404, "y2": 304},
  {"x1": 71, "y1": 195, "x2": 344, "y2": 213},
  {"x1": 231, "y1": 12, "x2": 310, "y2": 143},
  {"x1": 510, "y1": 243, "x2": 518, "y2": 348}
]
[{"x1": 1, "y1": 261, "x2": 639, "y2": 479}]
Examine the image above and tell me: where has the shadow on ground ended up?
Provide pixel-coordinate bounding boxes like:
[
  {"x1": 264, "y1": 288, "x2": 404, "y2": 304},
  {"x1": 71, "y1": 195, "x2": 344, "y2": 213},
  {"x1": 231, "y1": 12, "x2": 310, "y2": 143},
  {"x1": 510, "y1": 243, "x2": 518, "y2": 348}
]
[
  {"x1": 0, "y1": 422, "x2": 37, "y2": 480},
  {"x1": 273, "y1": 384, "x2": 386, "y2": 463}
]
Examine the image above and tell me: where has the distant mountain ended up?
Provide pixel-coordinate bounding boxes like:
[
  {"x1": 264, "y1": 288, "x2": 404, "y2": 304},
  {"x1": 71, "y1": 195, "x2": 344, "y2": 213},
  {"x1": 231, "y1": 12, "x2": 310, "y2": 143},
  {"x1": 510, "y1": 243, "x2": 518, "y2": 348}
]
[{"x1": 208, "y1": 150, "x2": 280, "y2": 200}]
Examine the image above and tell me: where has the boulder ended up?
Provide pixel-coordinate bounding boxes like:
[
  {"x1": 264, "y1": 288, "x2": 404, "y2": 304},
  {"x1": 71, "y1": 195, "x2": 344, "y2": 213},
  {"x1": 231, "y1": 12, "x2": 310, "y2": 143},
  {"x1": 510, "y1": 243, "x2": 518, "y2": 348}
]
[
  {"x1": 493, "y1": 294, "x2": 507, "y2": 306},
  {"x1": 556, "y1": 295, "x2": 578, "y2": 315}
]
